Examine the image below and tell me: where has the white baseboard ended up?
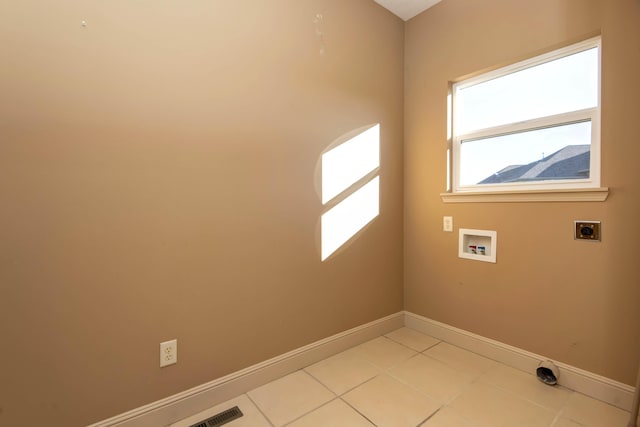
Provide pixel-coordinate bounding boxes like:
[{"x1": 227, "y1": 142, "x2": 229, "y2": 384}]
[
  {"x1": 90, "y1": 310, "x2": 635, "y2": 427},
  {"x1": 88, "y1": 312, "x2": 404, "y2": 427},
  {"x1": 404, "y1": 311, "x2": 635, "y2": 411}
]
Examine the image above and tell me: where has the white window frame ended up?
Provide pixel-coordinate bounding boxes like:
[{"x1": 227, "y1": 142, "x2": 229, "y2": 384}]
[{"x1": 451, "y1": 37, "x2": 602, "y2": 194}]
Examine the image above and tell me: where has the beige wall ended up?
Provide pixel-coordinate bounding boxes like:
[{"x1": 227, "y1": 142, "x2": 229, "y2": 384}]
[
  {"x1": 3, "y1": 0, "x2": 640, "y2": 425},
  {"x1": 0, "y1": 1, "x2": 404, "y2": 425},
  {"x1": 405, "y1": 0, "x2": 640, "y2": 386}
]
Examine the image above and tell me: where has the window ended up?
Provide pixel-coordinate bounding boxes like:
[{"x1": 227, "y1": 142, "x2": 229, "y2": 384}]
[
  {"x1": 321, "y1": 124, "x2": 380, "y2": 261},
  {"x1": 451, "y1": 37, "x2": 601, "y2": 194}
]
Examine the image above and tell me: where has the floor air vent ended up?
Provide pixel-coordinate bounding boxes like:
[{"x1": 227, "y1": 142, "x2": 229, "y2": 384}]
[{"x1": 189, "y1": 406, "x2": 243, "y2": 427}]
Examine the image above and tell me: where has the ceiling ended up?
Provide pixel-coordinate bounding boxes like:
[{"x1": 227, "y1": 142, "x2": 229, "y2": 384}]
[{"x1": 373, "y1": 0, "x2": 442, "y2": 21}]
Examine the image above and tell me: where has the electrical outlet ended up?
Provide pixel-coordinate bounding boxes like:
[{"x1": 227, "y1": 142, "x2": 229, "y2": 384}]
[
  {"x1": 443, "y1": 216, "x2": 453, "y2": 232},
  {"x1": 160, "y1": 339, "x2": 177, "y2": 367},
  {"x1": 575, "y1": 220, "x2": 601, "y2": 241}
]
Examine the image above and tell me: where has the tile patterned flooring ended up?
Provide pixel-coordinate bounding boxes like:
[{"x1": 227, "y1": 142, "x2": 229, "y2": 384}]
[{"x1": 189, "y1": 327, "x2": 632, "y2": 427}]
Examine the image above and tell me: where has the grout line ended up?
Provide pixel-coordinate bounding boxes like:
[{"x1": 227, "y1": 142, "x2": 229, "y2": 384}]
[
  {"x1": 477, "y1": 377, "x2": 574, "y2": 415},
  {"x1": 279, "y1": 397, "x2": 340, "y2": 427},
  {"x1": 304, "y1": 363, "x2": 381, "y2": 398},
  {"x1": 245, "y1": 392, "x2": 276, "y2": 427},
  {"x1": 421, "y1": 341, "x2": 500, "y2": 376},
  {"x1": 300, "y1": 344, "x2": 384, "y2": 397},
  {"x1": 349, "y1": 335, "x2": 419, "y2": 371},
  {"x1": 300, "y1": 368, "x2": 339, "y2": 398},
  {"x1": 383, "y1": 360, "x2": 449, "y2": 405},
  {"x1": 339, "y1": 396, "x2": 378, "y2": 427},
  {"x1": 384, "y1": 327, "x2": 442, "y2": 353},
  {"x1": 549, "y1": 411, "x2": 564, "y2": 427},
  {"x1": 417, "y1": 405, "x2": 444, "y2": 426},
  {"x1": 259, "y1": 369, "x2": 338, "y2": 427}
]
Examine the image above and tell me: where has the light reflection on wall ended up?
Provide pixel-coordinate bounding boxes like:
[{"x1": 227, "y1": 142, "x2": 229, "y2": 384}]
[{"x1": 320, "y1": 124, "x2": 380, "y2": 261}]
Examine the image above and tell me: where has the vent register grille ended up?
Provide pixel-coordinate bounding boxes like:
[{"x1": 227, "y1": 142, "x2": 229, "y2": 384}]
[{"x1": 189, "y1": 406, "x2": 243, "y2": 427}]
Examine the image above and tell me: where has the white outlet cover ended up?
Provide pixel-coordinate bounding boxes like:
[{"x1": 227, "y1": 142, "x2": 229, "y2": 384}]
[
  {"x1": 160, "y1": 339, "x2": 177, "y2": 367},
  {"x1": 443, "y1": 216, "x2": 453, "y2": 232}
]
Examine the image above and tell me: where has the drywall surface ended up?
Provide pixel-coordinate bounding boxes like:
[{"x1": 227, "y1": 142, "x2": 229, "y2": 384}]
[
  {"x1": 0, "y1": 1, "x2": 404, "y2": 425},
  {"x1": 404, "y1": 0, "x2": 640, "y2": 385}
]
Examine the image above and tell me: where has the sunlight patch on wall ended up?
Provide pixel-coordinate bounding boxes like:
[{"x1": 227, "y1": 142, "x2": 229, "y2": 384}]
[
  {"x1": 320, "y1": 124, "x2": 380, "y2": 261},
  {"x1": 321, "y1": 177, "x2": 379, "y2": 261},
  {"x1": 321, "y1": 124, "x2": 380, "y2": 204}
]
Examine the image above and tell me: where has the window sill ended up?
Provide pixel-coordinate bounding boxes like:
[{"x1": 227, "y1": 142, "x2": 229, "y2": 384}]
[{"x1": 440, "y1": 187, "x2": 609, "y2": 203}]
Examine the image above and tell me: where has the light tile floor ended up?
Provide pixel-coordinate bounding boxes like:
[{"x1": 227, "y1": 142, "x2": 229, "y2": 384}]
[{"x1": 189, "y1": 327, "x2": 633, "y2": 427}]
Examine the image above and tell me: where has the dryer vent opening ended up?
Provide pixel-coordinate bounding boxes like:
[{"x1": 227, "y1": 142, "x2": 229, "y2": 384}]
[{"x1": 536, "y1": 360, "x2": 559, "y2": 385}]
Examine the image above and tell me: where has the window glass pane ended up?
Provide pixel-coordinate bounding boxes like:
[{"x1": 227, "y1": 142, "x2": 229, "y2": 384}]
[
  {"x1": 459, "y1": 121, "x2": 591, "y2": 186},
  {"x1": 456, "y1": 47, "x2": 598, "y2": 134},
  {"x1": 321, "y1": 176, "x2": 379, "y2": 261},
  {"x1": 322, "y1": 124, "x2": 379, "y2": 204}
]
